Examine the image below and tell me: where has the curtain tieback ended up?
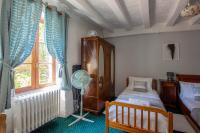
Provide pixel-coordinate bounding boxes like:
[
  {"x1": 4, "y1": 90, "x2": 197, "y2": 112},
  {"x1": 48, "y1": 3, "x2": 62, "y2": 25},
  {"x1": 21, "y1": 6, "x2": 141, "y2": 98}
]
[
  {"x1": 0, "y1": 60, "x2": 15, "y2": 72},
  {"x1": 62, "y1": 62, "x2": 68, "y2": 66},
  {"x1": 58, "y1": 62, "x2": 68, "y2": 77}
]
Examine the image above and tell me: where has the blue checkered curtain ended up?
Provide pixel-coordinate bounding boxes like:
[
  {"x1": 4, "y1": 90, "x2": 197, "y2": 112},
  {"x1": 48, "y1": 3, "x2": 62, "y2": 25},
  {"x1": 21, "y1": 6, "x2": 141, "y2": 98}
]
[
  {"x1": 0, "y1": 0, "x2": 42, "y2": 112},
  {"x1": 10, "y1": 0, "x2": 42, "y2": 66},
  {"x1": 0, "y1": 0, "x2": 11, "y2": 112},
  {"x1": 45, "y1": 7, "x2": 71, "y2": 90}
]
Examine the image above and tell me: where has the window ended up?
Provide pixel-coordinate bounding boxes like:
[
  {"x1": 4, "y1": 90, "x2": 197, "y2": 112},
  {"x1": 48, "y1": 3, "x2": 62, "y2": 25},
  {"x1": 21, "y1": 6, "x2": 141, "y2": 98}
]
[{"x1": 15, "y1": 18, "x2": 56, "y2": 93}]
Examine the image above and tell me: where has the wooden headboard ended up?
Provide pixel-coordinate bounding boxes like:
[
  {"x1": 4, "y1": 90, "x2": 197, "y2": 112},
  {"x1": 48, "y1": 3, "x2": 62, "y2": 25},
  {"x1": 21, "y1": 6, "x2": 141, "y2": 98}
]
[
  {"x1": 176, "y1": 74, "x2": 200, "y2": 83},
  {"x1": 126, "y1": 78, "x2": 157, "y2": 91},
  {"x1": 0, "y1": 113, "x2": 6, "y2": 133}
]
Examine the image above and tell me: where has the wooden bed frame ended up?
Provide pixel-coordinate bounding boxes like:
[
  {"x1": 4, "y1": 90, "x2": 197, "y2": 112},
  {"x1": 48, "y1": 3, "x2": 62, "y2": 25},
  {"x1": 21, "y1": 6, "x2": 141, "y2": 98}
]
[
  {"x1": 0, "y1": 113, "x2": 6, "y2": 133},
  {"x1": 105, "y1": 78, "x2": 173, "y2": 133},
  {"x1": 176, "y1": 74, "x2": 200, "y2": 133},
  {"x1": 105, "y1": 101, "x2": 173, "y2": 133}
]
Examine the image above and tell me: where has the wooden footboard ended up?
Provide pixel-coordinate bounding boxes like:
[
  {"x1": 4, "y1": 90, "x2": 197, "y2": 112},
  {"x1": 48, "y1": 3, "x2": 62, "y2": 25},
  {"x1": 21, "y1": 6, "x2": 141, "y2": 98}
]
[
  {"x1": 0, "y1": 113, "x2": 6, "y2": 133},
  {"x1": 105, "y1": 101, "x2": 173, "y2": 133}
]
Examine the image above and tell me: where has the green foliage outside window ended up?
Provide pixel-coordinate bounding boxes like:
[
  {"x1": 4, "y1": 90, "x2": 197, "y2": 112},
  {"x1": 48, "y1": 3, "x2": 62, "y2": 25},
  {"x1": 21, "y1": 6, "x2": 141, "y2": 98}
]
[{"x1": 15, "y1": 22, "x2": 54, "y2": 89}]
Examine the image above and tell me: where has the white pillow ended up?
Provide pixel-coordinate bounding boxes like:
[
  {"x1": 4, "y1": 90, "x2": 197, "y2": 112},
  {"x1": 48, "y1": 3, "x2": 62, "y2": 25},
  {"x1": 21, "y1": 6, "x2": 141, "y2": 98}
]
[
  {"x1": 194, "y1": 96, "x2": 200, "y2": 101},
  {"x1": 127, "y1": 77, "x2": 134, "y2": 90},
  {"x1": 193, "y1": 83, "x2": 200, "y2": 94},
  {"x1": 127, "y1": 76, "x2": 153, "y2": 92},
  {"x1": 134, "y1": 80, "x2": 147, "y2": 87},
  {"x1": 133, "y1": 77, "x2": 153, "y2": 92},
  {"x1": 180, "y1": 81, "x2": 193, "y2": 99},
  {"x1": 133, "y1": 80, "x2": 148, "y2": 92},
  {"x1": 179, "y1": 81, "x2": 200, "y2": 99},
  {"x1": 192, "y1": 83, "x2": 200, "y2": 101}
]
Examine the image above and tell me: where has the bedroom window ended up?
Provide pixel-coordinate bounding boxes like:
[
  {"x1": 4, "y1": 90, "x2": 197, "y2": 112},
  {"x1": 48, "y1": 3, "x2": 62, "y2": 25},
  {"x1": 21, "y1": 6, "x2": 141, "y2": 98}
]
[{"x1": 15, "y1": 18, "x2": 56, "y2": 93}]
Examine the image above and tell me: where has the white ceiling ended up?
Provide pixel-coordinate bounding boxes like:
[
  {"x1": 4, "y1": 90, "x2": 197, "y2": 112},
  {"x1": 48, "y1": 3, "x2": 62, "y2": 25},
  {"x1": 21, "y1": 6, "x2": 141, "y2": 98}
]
[{"x1": 61, "y1": 0, "x2": 200, "y2": 38}]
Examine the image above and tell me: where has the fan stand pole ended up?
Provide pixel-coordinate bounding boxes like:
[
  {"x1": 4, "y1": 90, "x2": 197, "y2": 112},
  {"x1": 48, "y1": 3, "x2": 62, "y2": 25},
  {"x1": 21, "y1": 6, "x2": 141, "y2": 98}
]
[{"x1": 68, "y1": 89, "x2": 94, "y2": 126}]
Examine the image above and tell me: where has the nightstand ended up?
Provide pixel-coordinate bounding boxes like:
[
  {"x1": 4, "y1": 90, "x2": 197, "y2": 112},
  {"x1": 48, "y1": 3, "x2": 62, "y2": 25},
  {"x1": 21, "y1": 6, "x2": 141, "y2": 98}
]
[{"x1": 160, "y1": 80, "x2": 178, "y2": 108}]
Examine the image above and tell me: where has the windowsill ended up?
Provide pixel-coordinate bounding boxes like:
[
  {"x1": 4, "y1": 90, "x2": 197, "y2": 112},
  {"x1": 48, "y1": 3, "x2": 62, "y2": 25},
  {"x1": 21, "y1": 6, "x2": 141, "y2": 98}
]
[
  {"x1": 15, "y1": 83, "x2": 56, "y2": 94},
  {"x1": 14, "y1": 85, "x2": 59, "y2": 97}
]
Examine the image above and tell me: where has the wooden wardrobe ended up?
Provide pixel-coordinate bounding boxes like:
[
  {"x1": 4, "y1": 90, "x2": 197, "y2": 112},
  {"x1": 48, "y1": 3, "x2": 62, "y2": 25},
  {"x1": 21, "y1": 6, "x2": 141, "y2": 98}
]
[{"x1": 81, "y1": 36, "x2": 115, "y2": 114}]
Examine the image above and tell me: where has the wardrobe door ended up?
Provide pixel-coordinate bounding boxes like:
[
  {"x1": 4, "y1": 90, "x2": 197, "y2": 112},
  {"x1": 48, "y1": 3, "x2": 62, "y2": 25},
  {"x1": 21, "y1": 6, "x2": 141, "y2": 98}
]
[
  {"x1": 97, "y1": 44, "x2": 105, "y2": 111},
  {"x1": 103, "y1": 43, "x2": 112, "y2": 101},
  {"x1": 81, "y1": 38, "x2": 98, "y2": 111},
  {"x1": 110, "y1": 48, "x2": 115, "y2": 98}
]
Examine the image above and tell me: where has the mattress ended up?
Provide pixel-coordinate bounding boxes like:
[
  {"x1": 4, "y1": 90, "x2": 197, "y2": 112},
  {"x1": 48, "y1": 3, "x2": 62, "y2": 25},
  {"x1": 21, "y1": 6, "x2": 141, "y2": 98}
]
[{"x1": 109, "y1": 88, "x2": 168, "y2": 133}]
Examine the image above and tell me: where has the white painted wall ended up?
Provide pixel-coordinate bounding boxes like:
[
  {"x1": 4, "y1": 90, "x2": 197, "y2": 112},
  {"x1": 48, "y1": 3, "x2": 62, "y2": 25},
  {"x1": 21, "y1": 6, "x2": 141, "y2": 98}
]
[{"x1": 106, "y1": 31, "x2": 200, "y2": 96}]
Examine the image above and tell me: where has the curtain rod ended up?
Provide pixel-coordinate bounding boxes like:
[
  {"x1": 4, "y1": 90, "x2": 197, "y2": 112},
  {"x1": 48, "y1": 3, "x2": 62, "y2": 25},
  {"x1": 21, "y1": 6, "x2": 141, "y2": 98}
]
[{"x1": 41, "y1": 1, "x2": 64, "y2": 15}]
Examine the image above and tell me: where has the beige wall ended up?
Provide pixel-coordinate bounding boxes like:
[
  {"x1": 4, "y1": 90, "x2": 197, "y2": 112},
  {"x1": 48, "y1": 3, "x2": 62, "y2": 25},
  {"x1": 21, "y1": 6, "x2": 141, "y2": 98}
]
[
  {"x1": 107, "y1": 31, "x2": 200, "y2": 96},
  {"x1": 68, "y1": 14, "x2": 102, "y2": 76},
  {"x1": 60, "y1": 12, "x2": 102, "y2": 118}
]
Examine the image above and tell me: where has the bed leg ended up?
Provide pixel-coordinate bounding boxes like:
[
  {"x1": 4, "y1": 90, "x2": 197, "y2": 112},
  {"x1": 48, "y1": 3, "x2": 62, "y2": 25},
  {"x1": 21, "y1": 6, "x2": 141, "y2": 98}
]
[
  {"x1": 106, "y1": 125, "x2": 109, "y2": 133},
  {"x1": 168, "y1": 112, "x2": 173, "y2": 133},
  {"x1": 105, "y1": 101, "x2": 109, "y2": 133},
  {"x1": 0, "y1": 113, "x2": 6, "y2": 133}
]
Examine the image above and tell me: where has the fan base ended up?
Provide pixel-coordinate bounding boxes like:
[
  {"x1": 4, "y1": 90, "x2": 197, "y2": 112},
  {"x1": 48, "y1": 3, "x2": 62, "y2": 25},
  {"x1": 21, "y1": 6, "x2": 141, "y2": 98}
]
[{"x1": 68, "y1": 112, "x2": 94, "y2": 126}]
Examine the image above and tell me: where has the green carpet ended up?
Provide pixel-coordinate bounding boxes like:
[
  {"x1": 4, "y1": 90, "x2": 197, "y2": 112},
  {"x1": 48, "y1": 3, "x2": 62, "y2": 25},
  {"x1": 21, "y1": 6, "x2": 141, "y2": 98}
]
[{"x1": 31, "y1": 114, "x2": 125, "y2": 133}]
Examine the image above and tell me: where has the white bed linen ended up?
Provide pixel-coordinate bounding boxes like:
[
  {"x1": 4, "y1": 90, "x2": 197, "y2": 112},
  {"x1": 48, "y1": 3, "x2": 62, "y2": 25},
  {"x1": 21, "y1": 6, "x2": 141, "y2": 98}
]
[
  {"x1": 109, "y1": 88, "x2": 168, "y2": 133},
  {"x1": 118, "y1": 89, "x2": 165, "y2": 109},
  {"x1": 119, "y1": 89, "x2": 161, "y2": 101},
  {"x1": 180, "y1": 96, "x2": 200, "y2": 112},
  {"x1": 180, "y1": 96, "x2": 200, "y2": 126}
]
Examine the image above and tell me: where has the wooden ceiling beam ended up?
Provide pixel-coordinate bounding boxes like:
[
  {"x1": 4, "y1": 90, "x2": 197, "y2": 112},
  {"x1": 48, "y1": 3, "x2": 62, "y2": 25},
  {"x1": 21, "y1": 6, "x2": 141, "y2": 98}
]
[
  {"x1": 103, "y1": 23, "x2": 200, "y2": 38},
  {"x1": 166, "y1": 0, "x2": 189, "y2": 26},
  {"x1": 102, "y1": 0, "x2": 132, "y2": 30},
  {"x1": 140, "y1": 0, "x2": 150, "y2": 28},
  {"x1": 64, "y1": 0, "x2": 113, "y2": 32}
]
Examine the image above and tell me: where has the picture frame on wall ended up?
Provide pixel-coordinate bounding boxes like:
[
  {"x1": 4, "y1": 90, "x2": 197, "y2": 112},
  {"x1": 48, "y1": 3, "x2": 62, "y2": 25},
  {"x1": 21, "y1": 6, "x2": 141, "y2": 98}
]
[{"x1": 162, "y1": 43, "x2": 179, "y2": 61}]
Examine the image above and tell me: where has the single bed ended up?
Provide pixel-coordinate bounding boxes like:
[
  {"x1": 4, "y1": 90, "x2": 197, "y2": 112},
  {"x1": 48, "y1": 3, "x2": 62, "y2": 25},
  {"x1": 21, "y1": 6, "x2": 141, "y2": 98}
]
[
  {"x1": 177, "y1": 74, "x2": 200, "y2": 132},
  {"x1": 105, "y1": 77, "x2": 173, "y2": 133}
]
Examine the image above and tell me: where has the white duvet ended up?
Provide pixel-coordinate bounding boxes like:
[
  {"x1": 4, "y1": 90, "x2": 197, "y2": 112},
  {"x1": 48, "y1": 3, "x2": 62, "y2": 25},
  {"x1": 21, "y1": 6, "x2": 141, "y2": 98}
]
[
  {"x1": 180, "y1": 96, "x2": 200, "y2": 126},
  {"x1": 109, "y1": 88, "x2": 168, "y2": 133}
]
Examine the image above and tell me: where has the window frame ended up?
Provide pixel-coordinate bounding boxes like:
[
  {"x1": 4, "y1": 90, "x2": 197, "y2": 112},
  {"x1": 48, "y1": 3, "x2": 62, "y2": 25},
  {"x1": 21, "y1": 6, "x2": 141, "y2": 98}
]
[{"x1": 15, "y1": 19, "x2": 56, "y2": 93}]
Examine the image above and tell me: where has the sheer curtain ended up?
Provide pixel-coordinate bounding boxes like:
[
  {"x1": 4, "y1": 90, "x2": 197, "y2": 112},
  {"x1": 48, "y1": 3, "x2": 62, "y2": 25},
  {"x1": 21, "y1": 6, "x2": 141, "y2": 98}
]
[
  {"x1": 45, "y1": 7, "x2": 71, "y2": 90},
  {"x1": 0, "y1": 0, "x2": 42, "y2": 112}
]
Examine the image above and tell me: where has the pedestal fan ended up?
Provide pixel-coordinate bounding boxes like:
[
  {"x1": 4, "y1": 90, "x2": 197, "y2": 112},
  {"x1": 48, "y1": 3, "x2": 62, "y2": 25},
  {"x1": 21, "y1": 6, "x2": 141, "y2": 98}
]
[{"x1": 68, "y1": 70, "x2": 94, "y2": 126}]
